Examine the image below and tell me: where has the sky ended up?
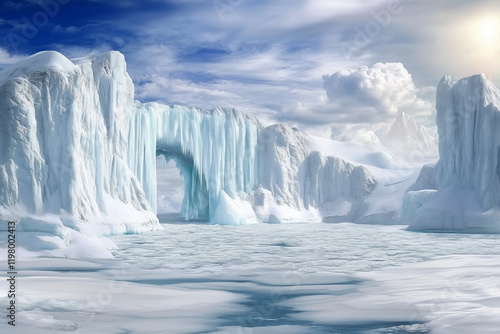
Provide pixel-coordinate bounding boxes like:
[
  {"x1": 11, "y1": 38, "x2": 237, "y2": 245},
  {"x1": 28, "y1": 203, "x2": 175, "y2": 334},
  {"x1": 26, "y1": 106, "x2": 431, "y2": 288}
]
[{"x1": 1, "y1": 0, "x2": 499, "y2": 138}]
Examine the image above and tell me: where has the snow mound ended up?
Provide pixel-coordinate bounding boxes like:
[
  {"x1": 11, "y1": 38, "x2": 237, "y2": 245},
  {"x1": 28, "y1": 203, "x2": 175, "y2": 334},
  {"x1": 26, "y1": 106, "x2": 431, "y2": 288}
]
[{"x1": 0, "y1": 51, "x2": 76, "y2": 86}]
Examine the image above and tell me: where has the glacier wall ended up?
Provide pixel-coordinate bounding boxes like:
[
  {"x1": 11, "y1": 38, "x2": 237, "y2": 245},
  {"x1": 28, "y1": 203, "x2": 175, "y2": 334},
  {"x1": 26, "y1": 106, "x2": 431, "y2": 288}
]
[
  {"x1": 0, "y1": 50, "x2": 391, "y2": 255},
  {"x1": 0, "y1": 50, "x2": 264, "y2": 232},
  {"x1": 0, "y1": 51, "x2": 158, "y2": 224},
  {"x1": 137, "y1": 109, "x2": 377, "y2": 225},
  {"x1": 408, "y1": 74, "x2": 500, "y2": 233}
]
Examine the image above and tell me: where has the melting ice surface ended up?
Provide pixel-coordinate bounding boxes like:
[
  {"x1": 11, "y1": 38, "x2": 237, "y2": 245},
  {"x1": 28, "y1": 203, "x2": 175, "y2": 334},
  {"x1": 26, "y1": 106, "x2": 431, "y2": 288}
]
[{"x1": 1, "y1": 220, "x2": 499, "y2": 334}]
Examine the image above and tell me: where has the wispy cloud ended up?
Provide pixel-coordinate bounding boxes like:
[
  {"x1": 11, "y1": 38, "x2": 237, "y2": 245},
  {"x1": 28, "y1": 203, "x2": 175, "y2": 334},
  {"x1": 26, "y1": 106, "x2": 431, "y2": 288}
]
[
  {"x1": 0, "y1": 47, "x2": 25, "y2": 70},
  {"x1": 2, "y1": 0, "x2": 499, "y2": 137}
]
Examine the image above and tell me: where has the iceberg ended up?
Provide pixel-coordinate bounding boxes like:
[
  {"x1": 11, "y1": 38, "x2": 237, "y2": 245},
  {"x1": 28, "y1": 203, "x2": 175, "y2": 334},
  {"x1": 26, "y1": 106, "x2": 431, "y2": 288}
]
[
  {"x1": 409, "y1": 74, "x2": 500, "y2": 233},
  {"x1": 0, "y1": 51, "x2": 425, "y2": 255}
]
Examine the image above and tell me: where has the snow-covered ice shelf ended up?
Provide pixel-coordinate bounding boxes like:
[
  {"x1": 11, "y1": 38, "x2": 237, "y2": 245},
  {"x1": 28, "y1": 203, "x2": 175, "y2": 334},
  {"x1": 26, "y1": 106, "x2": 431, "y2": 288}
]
[{"x1": 0, "y1": 221, "x2": 498, "y2": 333}]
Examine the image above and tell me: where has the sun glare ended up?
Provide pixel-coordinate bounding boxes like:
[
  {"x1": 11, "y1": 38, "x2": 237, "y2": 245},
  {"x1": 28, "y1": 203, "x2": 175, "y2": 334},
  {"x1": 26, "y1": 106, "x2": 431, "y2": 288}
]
[{"x1": 476, "y1": 17, "x2": 500, "y2": 47}]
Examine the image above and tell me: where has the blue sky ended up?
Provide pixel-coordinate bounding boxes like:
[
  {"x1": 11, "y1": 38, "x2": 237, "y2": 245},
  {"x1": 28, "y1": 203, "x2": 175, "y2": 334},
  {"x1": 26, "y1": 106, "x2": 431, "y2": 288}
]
[{"x1": 1, "y1": 0, "x2": 499, "y2": 137}]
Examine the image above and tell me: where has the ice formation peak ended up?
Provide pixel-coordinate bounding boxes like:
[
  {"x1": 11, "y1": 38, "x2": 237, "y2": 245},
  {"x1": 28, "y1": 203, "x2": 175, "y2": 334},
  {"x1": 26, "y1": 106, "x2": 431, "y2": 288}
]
[
  {"x1": 391, "y1": 111, "x2": 417, "y2": 130},
  {"x1": 437, "y1": 74, "x2": 500, "y2": 113},
  {"x1": 0, "y1": 50, "x2": 159, "y2": 257},
  {"x1": 408, "y1": 74, "x2": 500, "y2": 233},
  {"x1": 382, "y1": 111, "x2": 437, "y2": 158}
]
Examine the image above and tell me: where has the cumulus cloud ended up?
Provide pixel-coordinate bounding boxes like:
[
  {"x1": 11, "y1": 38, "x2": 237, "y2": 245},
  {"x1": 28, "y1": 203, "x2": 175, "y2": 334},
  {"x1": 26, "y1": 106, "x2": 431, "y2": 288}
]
[
  {"x1": 322, "y1": 62, "x2": 432, "y2": 124},
  {"x1": 276, "y1": 62, "x2": 437, "y2": 139},
  {"x1": 156, "y1": 156, "x2": 184, "y2": 214}
]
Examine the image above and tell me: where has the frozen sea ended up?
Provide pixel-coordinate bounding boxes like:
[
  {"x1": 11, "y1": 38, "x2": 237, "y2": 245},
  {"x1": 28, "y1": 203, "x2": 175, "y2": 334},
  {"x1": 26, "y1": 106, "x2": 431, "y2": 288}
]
[{"x1": 1, "y1": 216, "x2": 500, "y2": 333}]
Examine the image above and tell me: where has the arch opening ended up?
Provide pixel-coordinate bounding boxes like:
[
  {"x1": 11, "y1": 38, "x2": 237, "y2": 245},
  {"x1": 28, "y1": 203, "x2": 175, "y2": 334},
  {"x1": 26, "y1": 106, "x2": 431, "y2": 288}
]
[
  {"x1": 156, "y1": 146, "x2": 209, "y2": 221},
  {"x1": 156, "y1": 156, "x2": 184, "y2": 215}
]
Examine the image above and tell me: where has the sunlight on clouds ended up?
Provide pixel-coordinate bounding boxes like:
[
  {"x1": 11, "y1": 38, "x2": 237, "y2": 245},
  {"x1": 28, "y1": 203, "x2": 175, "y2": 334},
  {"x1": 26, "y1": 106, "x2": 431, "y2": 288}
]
[
  {"x1": 476, "y1": 16, "x2": 500, "y2": 46},
  {"x1": 304, "y1": 0, "x2": 388, "y2": 15},
  {"x1": 471, "y1": 15, "x2": 500, "y2": 77},
  {"x1": 433, "y1": 8, "x2": 500, "y2": 83},
  {"x1": 464, "y1": 14, "x2": 500, "y2": 58},
  {"x1": 300, "y1": 0, "x2": 391, "y2": 25},
  {"x1": 322, "y1": 63, "x2": 433, "y2": 123}
]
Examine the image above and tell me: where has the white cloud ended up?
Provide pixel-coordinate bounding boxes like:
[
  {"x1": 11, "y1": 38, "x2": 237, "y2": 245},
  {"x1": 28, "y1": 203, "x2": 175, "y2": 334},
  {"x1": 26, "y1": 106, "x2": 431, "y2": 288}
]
[
  {"x1": 136, "y1": 74, "x2": 242, "y2": 106},
  {"x1": 322, "y1": 62, "x2": 433, "y2": 124},
  {"x1": 330, "y1": 122, "x2": 390, "y2": 143},
  {"x1": 104, "y1": 0, "x2": 439, "y2": 136},
  {"x1": 126, "y1": 43, "x2": 333, "y2": 125},
  {"x1": 273, "y1": 62, "x2": 437, "y2": 140},
  {"x1": 0, "y1": 48, "x2": 25, "y2": 70},
  {"x1": 11, "y1": 0, "x2": 449, "y2": 139},
  {"x1": 156, "y1": 156, "x2": 184, "y2": 214},
  {"x1": 127, "y1": 40, "x2": 436, "y2": 138}
]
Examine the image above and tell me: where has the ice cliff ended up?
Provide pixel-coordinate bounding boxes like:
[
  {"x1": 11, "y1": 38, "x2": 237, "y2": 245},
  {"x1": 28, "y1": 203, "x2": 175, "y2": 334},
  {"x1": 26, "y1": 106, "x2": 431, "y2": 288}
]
[
  {"x1": 408, "y1": 74, "x2": 500, "y2": 233},
  {"x1": 0, "y1": 51, "x2": 162, "y2": 256}
]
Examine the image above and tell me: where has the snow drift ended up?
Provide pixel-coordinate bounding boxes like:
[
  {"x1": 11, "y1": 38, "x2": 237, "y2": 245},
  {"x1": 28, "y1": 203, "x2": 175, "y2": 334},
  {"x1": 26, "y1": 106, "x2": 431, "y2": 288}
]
[{"x1": 408, "y1": 74, "x2": 500, "y2": 233}]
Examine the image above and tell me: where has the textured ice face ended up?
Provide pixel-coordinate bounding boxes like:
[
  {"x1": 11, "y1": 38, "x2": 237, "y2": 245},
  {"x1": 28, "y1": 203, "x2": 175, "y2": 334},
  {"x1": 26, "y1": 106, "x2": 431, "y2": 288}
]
[
  {"x1": 436, "y1": 74, "x2": 500, "y2": 209},
  {"x1": 409, "y1": 74, "x2": 500, "y2": 232},
  {"x1": 0, "y1": 51, "x2": 160, "y2": 256},
  {"x1": 133, "y1": 103, "x2": 262, "y2": 221},
  {"x1": 406, "y1": 163, "x2": 437, "y2": 193},
  {"x1": 0, "y1": 50, "x2": 427, "y2": 255},
  {"x1": 0, "y1": 50, "x2": 386, "y2": 226}
]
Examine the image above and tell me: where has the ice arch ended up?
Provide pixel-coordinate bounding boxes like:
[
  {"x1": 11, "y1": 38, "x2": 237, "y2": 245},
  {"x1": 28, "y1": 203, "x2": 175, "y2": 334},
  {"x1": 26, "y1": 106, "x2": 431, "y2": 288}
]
[
  {"x1": 156, "y1": 146, "x2": 208, "y2": 220},
  {"x1": 129, "y1": 103, "x2": 262, "y2": 222}
]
